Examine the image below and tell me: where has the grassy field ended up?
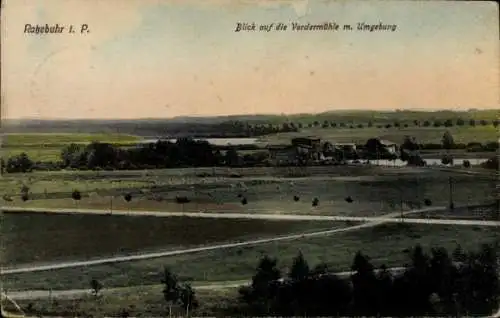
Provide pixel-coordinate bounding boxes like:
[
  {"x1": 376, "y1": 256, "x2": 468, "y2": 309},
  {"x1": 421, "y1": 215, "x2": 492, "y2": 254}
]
[
  {"x1": 259, "y1": 126, "x2": 498, "y2": 145},
  {"x1": 2, "y1": 168, "x2": 496, "y2": 216},
  {"x1": 1, "y1": 133, "x2": 142, "y2": 162},
  {"x1": 2, "y1": 133, "x2": 142, "y2": 147},
  {"x1": 1, "y1": 148, "x2": 63, "y2": 162},
  {"x1": 4, "y1": 222, "x2": 499, "y2": 292},
  {"x1": 1, "y1": 213, "x2": 345, "y2": 266},
  {"x1": 11, "y1": 284, "x2": 238, "y2": 317}
]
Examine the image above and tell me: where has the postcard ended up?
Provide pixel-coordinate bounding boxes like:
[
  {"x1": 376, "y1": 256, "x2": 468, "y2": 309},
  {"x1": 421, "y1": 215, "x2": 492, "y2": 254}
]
[{"x1": 1, "y1": 0, "x2": 499, "y2": 317}]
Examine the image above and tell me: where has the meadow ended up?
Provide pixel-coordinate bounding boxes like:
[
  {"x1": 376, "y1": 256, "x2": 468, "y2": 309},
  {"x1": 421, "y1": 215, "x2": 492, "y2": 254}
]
[
  {"x1": 2, "y1": 168, "x2": 496, "y2": 217},
  {"x1": 11, "y1": 284, "x2": 238, "y2": 317},
  {"x1": 2, "y1": 133, "x2": 142, "y2": 147},
  {"x1": 259, "y1": 126, "x2": 499, "y2": 145},
  {"x1": 3, "y1": 123, "x2": 498, "y2": 163},
  {"x1": 2, "y1": 133, "x2": 142, "y2": 162},
  {"x1": 4, "y1": 222, "x2": 499, "y2": 292},
  {"x1": 1, "y1": 213, "x2": 344, "y2": 266}
]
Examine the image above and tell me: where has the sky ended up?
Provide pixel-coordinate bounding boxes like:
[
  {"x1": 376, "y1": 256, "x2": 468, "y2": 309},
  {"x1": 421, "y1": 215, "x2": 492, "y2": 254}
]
[{"x1": 2, "y1": 0, "x2": 499, "y2": 120}]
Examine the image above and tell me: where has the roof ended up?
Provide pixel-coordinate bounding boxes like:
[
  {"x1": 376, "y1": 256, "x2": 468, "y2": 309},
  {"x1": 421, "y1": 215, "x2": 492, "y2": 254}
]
[
  {"x1": 378, "y1": 139, "x2": 397, "y2": 146},
  {"x1": 292, "y1": 137, "x2": 321, "y2": 141},
  {"x1": 335, "y1": 143, "x2": 356, "y2": 146},
  {"x1": 266, "y1": 145, "x2": 295, "y2": 150}
]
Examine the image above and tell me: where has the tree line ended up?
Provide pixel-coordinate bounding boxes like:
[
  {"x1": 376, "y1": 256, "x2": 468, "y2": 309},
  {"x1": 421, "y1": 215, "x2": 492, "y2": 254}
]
[
  {"x1": 2, "y1": 131, "x2": 498, "y2": 173},
  {"x1": 96, "y1": 241, "x2": 499, "y2": 317},
  {"x1": 218, "y1": 118, "x2": 499, "y2": 134}
]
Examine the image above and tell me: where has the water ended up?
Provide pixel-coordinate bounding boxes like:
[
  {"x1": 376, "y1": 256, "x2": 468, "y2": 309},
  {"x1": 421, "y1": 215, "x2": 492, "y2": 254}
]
[
  {"x1": 349, "y1": 158, "x2": 489, "y2": 167},
  {"x1": 140, "y1": 138, "x2": 259, "y2": 146}
]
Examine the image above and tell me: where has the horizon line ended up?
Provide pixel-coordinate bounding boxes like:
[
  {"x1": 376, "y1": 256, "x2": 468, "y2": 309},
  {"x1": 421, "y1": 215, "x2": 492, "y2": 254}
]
[{"x1": 3, "y1": 108, "x2": 498, "y2": 122}]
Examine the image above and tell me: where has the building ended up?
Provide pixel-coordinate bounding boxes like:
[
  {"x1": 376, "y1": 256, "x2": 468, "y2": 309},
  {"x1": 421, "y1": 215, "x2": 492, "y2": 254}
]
[
  {"x1": 267, "y1": 145, "x2": 299, "y2": 166},
  {"x1": 333, "y1": 143, "x2": 357, "y2": 152},
  {"x1": 378, "y1": 139, "x2": 398, "y2": 154},
  {"x1": 291, "y1": 137, "x2": 321, "y2": 149}
]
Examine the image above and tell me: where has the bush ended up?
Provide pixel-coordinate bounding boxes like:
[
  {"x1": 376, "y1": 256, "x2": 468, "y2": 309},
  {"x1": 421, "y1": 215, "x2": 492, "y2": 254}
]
[
  {"x1": 481, "y1": 156, "x2": 499, "y2": 170},
  {"x1": 175, "y1": 196, "x2": 190, "y2": 203},
  {"x1": 441, "y1": 155, "x2": 454, "y2": 165},
  {"x1": 462, "y1": 160, "x2": 471, "y2": 168}
]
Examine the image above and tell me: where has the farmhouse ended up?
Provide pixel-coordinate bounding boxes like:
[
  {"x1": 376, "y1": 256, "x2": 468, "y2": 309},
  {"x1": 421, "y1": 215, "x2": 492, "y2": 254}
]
[
  {"x1": 267, "y1": 145, "x2": 299, "y2": 166},
  {"x1": 291, "y1": 137, "x2": 321, "y2": 149},
  {"x1": 333, "y1": 143, "x2": 357, "y2": 152},
  {"x1": 267, "y1": 137, "x2": 323, "y2": 166},
  {"x1": 378, "y1": 139, "x2": 398, "y2": 154}
]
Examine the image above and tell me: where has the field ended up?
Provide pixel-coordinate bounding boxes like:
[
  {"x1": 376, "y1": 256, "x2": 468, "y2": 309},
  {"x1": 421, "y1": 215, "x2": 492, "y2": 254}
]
[
  {"x1": 2, "y1": 168, "x2": 496, "y2": 217},
  {"x1": 2, "y1": 133, "x2": 142, "y2": 162},
  {"x1": 1, "y1": 213, "x2": 345, "y2": 266},
  {"x1": 259, "y1": 126, "x2": 499, "y2": 145},
  {"x1": 2, "y1": 133, "x2": 142, "y2": 146},
  {"x1": 3, "y1": 123, "x2": 498, "y2": 163},
  {"x1": 3, "y1": 222, "x2": 499, "y2": 293},
  {"x1": 11, "y1": 284, "x2": 238, "y2": 317}
]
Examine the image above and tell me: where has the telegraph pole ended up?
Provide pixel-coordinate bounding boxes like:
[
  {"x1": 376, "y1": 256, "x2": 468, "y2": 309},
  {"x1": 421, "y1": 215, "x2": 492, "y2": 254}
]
[
  {"x1": 110, "y1": 196, "x2": 113, "y2": 214},
  {"x1": 448, "y1": 176, "x2": 454, "y2": 211},
  {"x1": 400, "y1": 186, "x2": 404, "y2": 223}
]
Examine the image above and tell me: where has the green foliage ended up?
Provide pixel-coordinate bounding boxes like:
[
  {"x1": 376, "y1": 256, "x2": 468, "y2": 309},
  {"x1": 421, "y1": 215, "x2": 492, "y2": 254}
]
[
  {"x1": 6, "y1": 153, "x2": 34, "y2": 173},
  {"x1": 288, "y1": 251, "x2": 310, "y2": 281},
  {"x1": 89, "y1": 279, "x2": 103, "y2": 297},
  {"x1": 442, "y1": 131, "x2": 455, "y2": 149},
  {"x1": 161, "y1": 267, "x2": 198, "y2": 315},
  {"x1": 235, "y1": 242, "x2": 500, "y2": 317}
]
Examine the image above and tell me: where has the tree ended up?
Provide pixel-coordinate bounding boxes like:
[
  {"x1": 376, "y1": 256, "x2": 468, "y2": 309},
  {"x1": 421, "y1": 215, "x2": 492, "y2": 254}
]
[
  {"x1": 442, "y1": 131, "x2": 455, "y2": 150},
  {"x1": 239, "y1": 255, "x2": 281, "y2": 315},
  {"x1": 433, "y1": 120, "x2": 442, "y2": 127},
  {"x1": 162, "y1": 267, "x2": 182, "y2": 316},
  {"x1": 423, "y1": 120, "x2": 431, "y2": 127},
  {"x1": 401, "y1": 136, "x2": 419, "y2": 152},
  {"x1": 90, "y1": 279, "x2": 103, "y2": 297},
  {"x1": 444, "y1": 119, "x2": 454, "y2": 127},
  {"x1": 288, "y1": 252, "x2": 310, "y2": 281},
  {"x1": 72, "y1": 189, "x2": 82, "y2": 207},
  {"x1": 20, "y1": 185, "x2": 30, "y2": 202},
  {"x1": 179, "y1": 282, "x2": 198, "y2": 314},
  {"x1": 224, "y1": 149, "x2": 239, "y2": 167},
  {"x1": 350, "y1": 251, "x2": 378, "y2": 315},
  {"x1": 469, "y1": 119, "x2": 476, "y2": 126},
  {"x1": 61, "y1": 143, "x2": 86, "y2": 168},
  {"x1": 456, "y1": 118, "x2": 465, "y2": 126},
  {"x1": 72, "y1": 189, "x2": 81, "y2": 201},
  {"x1": 6, "y1": 153, "x2": 34, "y2": 173}
]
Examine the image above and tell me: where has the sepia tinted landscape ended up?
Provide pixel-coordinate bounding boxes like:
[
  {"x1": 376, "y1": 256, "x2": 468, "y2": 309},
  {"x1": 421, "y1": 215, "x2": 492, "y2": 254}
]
[{"x1": 1, "y1": 0, "x2": 499, "y2": 317}]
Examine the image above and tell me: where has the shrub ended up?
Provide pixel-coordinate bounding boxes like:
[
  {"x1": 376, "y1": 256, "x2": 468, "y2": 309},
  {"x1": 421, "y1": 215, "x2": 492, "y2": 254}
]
[{"x1": 175, "y1": 196, "x2": 190, "y2": 203}]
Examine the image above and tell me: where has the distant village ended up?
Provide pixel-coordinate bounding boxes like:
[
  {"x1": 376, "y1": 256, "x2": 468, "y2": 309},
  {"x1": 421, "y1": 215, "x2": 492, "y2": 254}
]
[{"x1": 266, "y1": 137, "x2": 398, "y2": 166}]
